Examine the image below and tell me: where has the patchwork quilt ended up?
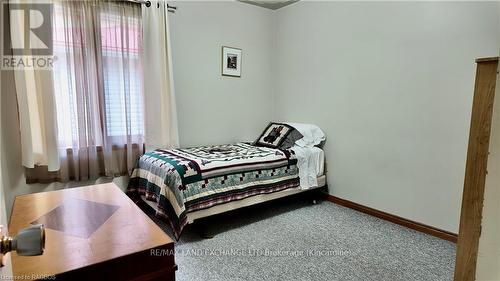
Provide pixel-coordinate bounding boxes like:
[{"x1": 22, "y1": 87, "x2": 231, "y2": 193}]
[{"x1": 127, "y1": 142, "x2": 299, "y2": 239}]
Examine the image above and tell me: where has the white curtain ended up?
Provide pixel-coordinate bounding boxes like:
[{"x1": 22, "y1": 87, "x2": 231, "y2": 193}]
[
  {"x1": 142, "y1": 0, "x2": 179, "y2": 151},
  {"x1": 9, "y1": 1, "x2": 60, "y2": 172},
  {"x1": 50, "y1": 0, "x2": 144, "y2": 181}
]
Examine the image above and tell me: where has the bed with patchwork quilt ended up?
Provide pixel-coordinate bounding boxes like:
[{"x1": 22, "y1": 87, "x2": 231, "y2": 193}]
[{"x1": 126, "y1": 142, "x2": 301, "y2": 239}]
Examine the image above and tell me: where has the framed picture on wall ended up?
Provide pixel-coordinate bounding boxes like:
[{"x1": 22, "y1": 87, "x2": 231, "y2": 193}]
[{"x1": 221, "y1": 46, "x2": 242, "y2": 77}]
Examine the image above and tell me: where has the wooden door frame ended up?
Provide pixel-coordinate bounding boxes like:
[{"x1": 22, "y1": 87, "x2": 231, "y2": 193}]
[{"x1": 454, "y1": 57, "x2": 499, "y2": 281}]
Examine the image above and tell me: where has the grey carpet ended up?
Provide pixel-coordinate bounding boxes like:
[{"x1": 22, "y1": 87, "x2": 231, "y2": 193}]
[{"x1": 144, "y1": 196, "x2": 456, "y2": 281}]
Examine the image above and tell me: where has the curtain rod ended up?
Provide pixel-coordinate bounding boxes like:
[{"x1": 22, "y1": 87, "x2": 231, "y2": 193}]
[{"x1": 127, "y1": 0, "x2": 177, "y2": 12}]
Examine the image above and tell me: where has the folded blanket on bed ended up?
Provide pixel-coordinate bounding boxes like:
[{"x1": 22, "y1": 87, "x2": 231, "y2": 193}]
[{"x1": 127, "y1": 142, "x2": 300, "y2": 239}]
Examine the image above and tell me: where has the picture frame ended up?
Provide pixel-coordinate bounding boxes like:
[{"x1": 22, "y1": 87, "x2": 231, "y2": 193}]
[{"x1": 221, "y1": 46, "x2": 242, "y2": 77}]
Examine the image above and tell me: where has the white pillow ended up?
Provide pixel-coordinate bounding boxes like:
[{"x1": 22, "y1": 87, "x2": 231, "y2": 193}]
[{"x1": 285, "y1": 122, "x2": 325, "y2": 147}]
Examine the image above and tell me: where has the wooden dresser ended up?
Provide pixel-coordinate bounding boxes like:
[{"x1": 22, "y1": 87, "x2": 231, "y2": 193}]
[{"x1": 9, "y1": 183, "x2": 176, "y2": 281}]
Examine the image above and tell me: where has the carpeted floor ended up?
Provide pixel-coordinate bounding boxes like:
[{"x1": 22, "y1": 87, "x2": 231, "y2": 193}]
[{"x1": 144, "y1": 196, "x2": 456, "y2": 281}]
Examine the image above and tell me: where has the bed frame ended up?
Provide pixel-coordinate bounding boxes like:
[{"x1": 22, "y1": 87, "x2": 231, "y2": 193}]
[{"x1": 141, "y1": 175, "x2": 327, "y2": 225}]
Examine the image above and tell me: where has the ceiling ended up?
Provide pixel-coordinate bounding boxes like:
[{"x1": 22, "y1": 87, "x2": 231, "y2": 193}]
[{"x1": 238, "y1": 0, "x2": 299, "y2": 10}]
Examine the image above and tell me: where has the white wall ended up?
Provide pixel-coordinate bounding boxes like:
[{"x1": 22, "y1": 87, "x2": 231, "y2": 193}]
[
  {"x1": 170, "y1": 1, "x2": 274, "y2": 147},
  {"x1": 1, "y1": 5, "x2": 14, "y2": 273},
  {"x1": 273, "y1": 1, "x2": 500, "y2": 233},
  {"x1": 0, "y1": 51, "x2": 13, "y2": 279}
]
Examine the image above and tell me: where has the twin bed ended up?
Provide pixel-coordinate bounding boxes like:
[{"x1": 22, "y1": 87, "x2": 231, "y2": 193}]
[{"x1": 126, "y1": 123, "x2": 326, "y2": 239}]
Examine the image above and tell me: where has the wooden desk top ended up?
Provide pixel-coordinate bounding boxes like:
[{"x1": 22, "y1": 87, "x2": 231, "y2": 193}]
[{"x1": 9, "y1": 183, "x2": 174, "y2": 279}]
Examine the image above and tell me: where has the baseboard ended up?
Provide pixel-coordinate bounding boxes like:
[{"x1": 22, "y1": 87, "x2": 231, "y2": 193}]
[{"x1": 322, "y1": 193, "x2": 458, "y2": 243}]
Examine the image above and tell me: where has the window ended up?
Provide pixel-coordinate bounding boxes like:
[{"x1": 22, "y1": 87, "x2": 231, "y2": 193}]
[
  {"x1": 100, "y1": 12, "x2": 143, "y2": 137},
  {"x1": 52, "y1": 3, "x2": 144, "y2": 150}
]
